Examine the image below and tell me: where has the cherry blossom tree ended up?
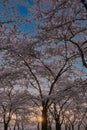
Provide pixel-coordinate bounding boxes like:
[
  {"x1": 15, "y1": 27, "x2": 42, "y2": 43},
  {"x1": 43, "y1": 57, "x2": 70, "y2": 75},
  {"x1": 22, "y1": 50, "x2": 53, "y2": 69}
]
[
  {"x1": 0, "y1": 73, "x2": 33, "y2": 130},
  {"x1": 34, "y1": 0, "x2": 87, "y2": 69},
  {"x1": 0, "y1": 1, "x2": 87, "y2": 130}
]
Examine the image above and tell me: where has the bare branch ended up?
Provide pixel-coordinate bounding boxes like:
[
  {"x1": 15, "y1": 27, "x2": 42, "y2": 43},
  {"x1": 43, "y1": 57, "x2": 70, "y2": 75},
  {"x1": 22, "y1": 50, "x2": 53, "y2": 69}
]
[{"x1": 70, "y1": 39, "x2": 87, "y2": 68}]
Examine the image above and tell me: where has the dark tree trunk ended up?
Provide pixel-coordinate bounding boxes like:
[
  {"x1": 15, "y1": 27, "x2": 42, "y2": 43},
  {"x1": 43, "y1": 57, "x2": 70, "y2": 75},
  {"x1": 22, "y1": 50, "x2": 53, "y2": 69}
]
[
  {"x1": 21, "y1": 122, "x2": 24, "y2": 130},
  {"x1": 16, "y1": 122, "x2": 20, "y2": 130},
  {"x1": 4, "y1": 123, "x2": 8, "y2": 130},
  {"x1": 65, "y1": 124, "x2": 68, "y2": 130},
  {"x1": 56, "y1": 123, "x2": 61, "y2": 130},
  {"x1": 13, "y1": 121, "x2": 17, "y2": 130},
  {"x1": 13, "y1": 125, "x2": 16, "y2": 130},
  {"x1": 55, "y1": 120, "x2": 61, "y2": 130},
  {"x1": 41, "y1": 106, "x2": 48, "y2": 130},
  {"x1": 48, "y1": 121, "x2": 52, "y2": 130},
  {"x1": 85, "y1": 125, "x2": 87, "y2": 130},
  {"x1": 37, "y1": 122, "x2": 40, "y2": 130},
  {"x1": 78, "y1": 124, "x2": 80, "y2": 130},
  {"x1": 71, "y1": 124, "x2": 74, "y2": 130},
  {"x1": 68, "y1": 124, "x2": 71, "y2": 130}
]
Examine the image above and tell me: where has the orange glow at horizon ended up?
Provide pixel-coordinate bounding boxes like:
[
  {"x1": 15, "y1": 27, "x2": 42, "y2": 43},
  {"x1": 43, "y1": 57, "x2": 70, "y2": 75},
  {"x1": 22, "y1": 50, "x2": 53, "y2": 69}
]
[
  {"x1": 37, "y1": 116, "x2": 43, "y2": 123},
  {"x1": 30, "y1": 116, "x2": 43, "y2": 123}
]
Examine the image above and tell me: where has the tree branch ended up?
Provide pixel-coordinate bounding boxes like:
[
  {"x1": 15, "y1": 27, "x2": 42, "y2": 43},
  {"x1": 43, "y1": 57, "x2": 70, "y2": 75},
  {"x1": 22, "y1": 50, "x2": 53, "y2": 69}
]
[
  {"x1": 81, "y1": 0, "x2": 87, "y2": 11},
  {"x1": 70, "y1": 39, "x2": 87, "y2": 68}
]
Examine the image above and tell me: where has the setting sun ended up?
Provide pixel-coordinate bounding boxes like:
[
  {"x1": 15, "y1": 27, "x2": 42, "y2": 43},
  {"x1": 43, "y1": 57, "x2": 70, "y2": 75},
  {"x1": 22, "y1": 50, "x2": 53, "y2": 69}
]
[{"x1": 37, "y1": 116, "x2": 43, "y2": 123}]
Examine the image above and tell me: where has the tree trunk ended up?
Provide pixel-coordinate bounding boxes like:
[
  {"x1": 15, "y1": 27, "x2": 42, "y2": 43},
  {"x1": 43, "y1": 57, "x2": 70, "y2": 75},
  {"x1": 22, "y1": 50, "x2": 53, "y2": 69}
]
[
  {"x1": 56, "y1": 123, "x2": 61, "y2": 130},
  {"x1": 78, "y1": 124, "x2": 80, "y2": 130},
  {"x1": 4, "y1": 123, "x2": 8, "y2": 130},
  {"x1": 68, "y1": 124, "x2": 71, "y2": 130},
  {"x1": 13, "y1": 125, "x2": 16, "y2": 130},
  {"x1": 41, "y1": 106, "x2": 48, "y2": 130},
  {"x1": 16, "y1": 122, "x2": 20, "y2": 130},
  {"x1": 55, "y1": 120, "x2": 61, "y2": 130},
  {"x1": 37, "y1": 122, "x2": 40, "y2": 130},
  {"x1": 65, "y1": 124, "x2": 68, "y2": 130},
  {"x1": 71, "y1": 124, "x2": 74, "y2": 130},
  {"x1": 85, "y1": 125, "x2": 87, "y2": 130},
  {"x1": 48, "y1": 121, "x2": 52, "y2": 130},
  {"x1": 13, "y1": 121, "x2": 16, "y2": 130},
  {"x1": 21, "y1": 122, "x2": 24, "y2": 130}
]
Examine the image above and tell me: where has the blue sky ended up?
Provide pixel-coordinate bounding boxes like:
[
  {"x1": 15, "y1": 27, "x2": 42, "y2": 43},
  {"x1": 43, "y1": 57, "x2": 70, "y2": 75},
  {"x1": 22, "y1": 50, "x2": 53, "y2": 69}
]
[
  {"x1": 17, "y1": 4, "x2": 28, "y2": 16},
  {"x1": 27, "y1": 0, "x2": 34, "y2": 5},
  {"x1": 16, "y1": 0, "x2": 37, "y2": 34},
  {"x1": 0, "y1": 0, "x2": 37, "y2": 34}
]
